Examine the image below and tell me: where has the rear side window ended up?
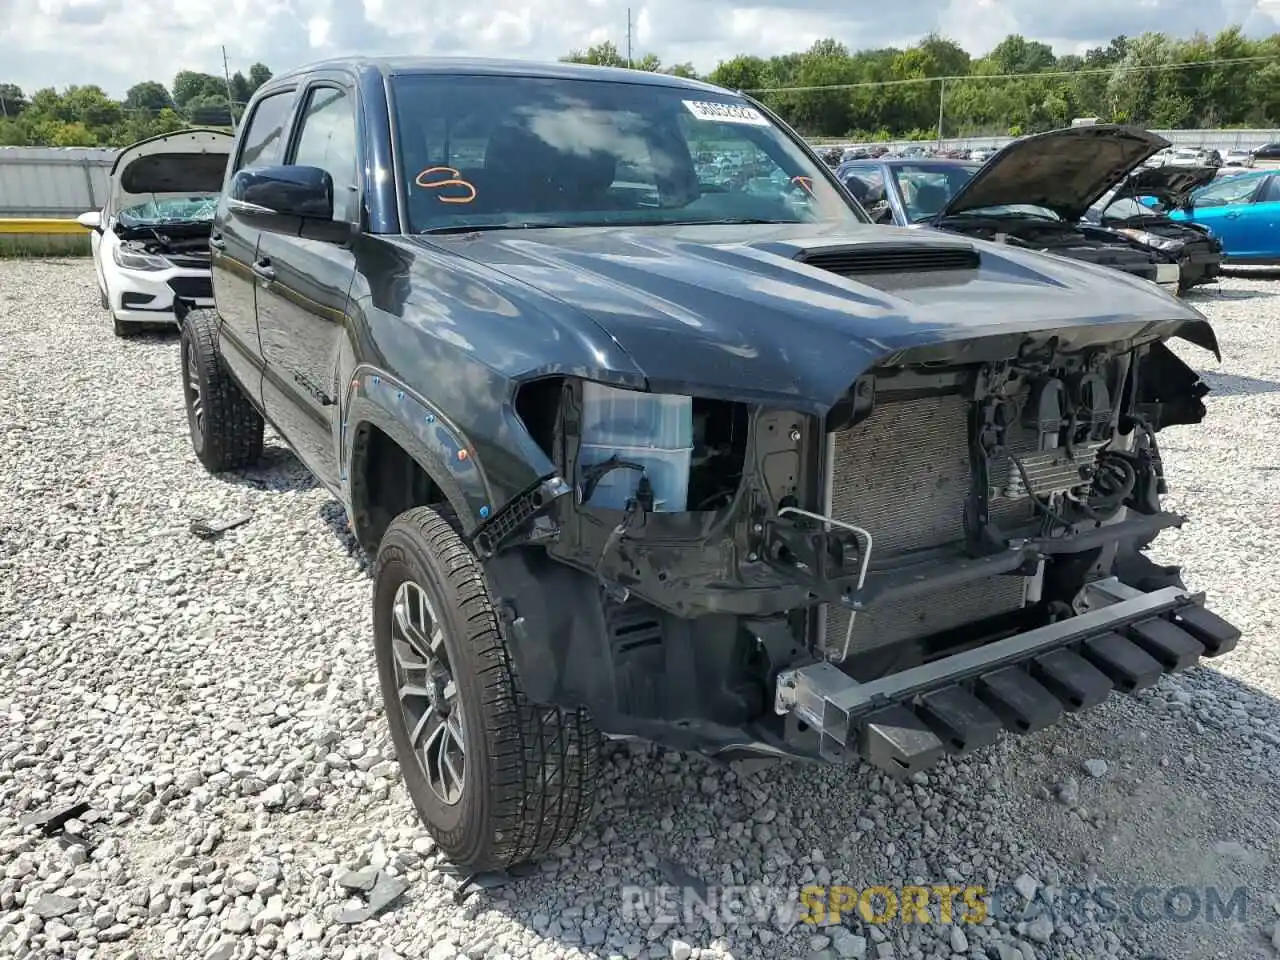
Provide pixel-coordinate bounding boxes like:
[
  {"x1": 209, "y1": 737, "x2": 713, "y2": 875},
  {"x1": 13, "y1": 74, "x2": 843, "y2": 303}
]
[
  {"x1": 841, "y1": 166, "x2": 883, "y2": 203},
  {"x1": 290, "y1": 86, "x2": 360, "y2": 222},
  {"x1": 1259, "y1": 177, "x2": 1280, "y2": 203},
  {"x1": 236, "y1": 91, "x2": 295, "y2": 171}
]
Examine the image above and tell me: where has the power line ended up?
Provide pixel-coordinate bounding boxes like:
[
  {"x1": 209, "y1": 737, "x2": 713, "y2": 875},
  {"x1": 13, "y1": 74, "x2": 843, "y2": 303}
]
[{"x1": 742, "y1": 53, "x2": 1280, "y2": 94}]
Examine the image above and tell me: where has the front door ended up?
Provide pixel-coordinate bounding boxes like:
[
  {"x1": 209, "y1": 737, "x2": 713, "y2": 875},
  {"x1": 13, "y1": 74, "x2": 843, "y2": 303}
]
[
  {"x1": 1180, "y1": 174, "x2": 1267, "y2": 259},
  {"x1": 256, "y1": 77, "x2": 362, "y2": 492},
  {"x1": 211, "y1": 87, "x2": 299, "y2": 399}
]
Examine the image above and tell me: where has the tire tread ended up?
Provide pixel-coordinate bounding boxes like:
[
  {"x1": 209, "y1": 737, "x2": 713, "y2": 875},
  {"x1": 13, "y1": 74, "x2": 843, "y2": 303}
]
[
  {"x1": 181, "y1": 309, "x2": 264, "y2": 472},
  {"x1": 378, "y1": 505, "x2": 601, "y2": 870}
]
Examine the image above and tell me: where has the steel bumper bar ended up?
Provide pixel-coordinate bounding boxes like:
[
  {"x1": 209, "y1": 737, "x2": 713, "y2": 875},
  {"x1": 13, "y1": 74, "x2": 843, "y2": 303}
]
[{"x1": 774, "y1": 578, "x2": 1240, "y2": 774}]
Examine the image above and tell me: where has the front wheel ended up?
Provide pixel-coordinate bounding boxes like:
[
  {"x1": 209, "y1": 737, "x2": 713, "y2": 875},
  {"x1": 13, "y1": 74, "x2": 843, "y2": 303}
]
[{"x1": 373, "y1": 506, "x2": 602, "y2": 871}]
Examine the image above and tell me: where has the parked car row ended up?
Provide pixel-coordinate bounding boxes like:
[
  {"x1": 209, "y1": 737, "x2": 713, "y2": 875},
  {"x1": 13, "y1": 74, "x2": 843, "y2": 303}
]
[
  {"x1": 821, "y1": 143, "x2": 1000, "y2": 166},
  {"x1": 835, "y1": 125, "x2": 1230, "y2": 294}
]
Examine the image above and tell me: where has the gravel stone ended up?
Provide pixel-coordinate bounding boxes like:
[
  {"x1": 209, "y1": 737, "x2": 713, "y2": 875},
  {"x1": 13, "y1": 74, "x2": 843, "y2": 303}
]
[
  {"x1": 2, "y1": 263, "x2": 1280, "y2": 960},
  {"x1": 30, "y1": 893, "x2": 78, "y2": 919}
]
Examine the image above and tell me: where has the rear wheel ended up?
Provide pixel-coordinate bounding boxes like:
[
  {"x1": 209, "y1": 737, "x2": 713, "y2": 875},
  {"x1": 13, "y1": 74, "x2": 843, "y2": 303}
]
[
  {"x1": 179, "y1": 309, "x2": 264, "y2": 472},
  {"x1": 373, "y1": 505, "x2": 602, "y2": 871}
]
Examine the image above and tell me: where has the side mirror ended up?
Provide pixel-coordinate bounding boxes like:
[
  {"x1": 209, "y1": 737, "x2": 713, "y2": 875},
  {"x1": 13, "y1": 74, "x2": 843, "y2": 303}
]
[
  {"x1": 228, "y1": 165, "x2": 351, "y2": 242},
  {"x1": 76, "y1": 210, "x2": 101, "y2": 231}
]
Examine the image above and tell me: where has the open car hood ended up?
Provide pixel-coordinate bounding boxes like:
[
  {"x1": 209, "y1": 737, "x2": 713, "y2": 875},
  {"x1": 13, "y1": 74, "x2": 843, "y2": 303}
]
[
  {"x1": 1117, "y1": 164, "x2": 1219, "y2": 209},
  {"x1": 109, "y1": 129, "x2": 232, "y2": 213},
  {"x1": 937, "y1": 125, "x2": 1171, "y2": 223}
]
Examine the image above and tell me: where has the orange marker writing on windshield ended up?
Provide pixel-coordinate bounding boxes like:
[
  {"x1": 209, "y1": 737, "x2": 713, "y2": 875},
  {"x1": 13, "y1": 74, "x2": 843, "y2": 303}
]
[{"x1": 415, "y1": 166, "x2": 477, "y2": 204}]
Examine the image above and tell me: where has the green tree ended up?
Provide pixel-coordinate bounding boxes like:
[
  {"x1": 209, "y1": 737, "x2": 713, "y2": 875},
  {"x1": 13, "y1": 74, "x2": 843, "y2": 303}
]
[
  {"x1": 0, "y1": 62, "x2": 274, "y2": 146},
  {"x1": 124, "y1": 81, "x2": 172, "y2": 115},
  {"x1": 0, "y1": 83, "x2": 25, "y2": 117},
  {"x1": 248, "y1": 63, "x2": 273, "y2": 91},
  {"x1": 172, "y1": 70, "x2": 226, "y2": 108},
  {"x1": 707, "y1": 55, "x2": 768, "y2": 91},
  {"x1": 562, "y1": 42, "x2": 628, "y2": 67}
]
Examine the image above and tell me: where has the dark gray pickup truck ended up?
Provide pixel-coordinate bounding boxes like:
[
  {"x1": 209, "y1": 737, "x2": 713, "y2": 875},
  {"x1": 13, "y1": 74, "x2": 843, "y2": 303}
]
[{"x1": 178, "y1": 55, "x2": 1240, "y2": 872}]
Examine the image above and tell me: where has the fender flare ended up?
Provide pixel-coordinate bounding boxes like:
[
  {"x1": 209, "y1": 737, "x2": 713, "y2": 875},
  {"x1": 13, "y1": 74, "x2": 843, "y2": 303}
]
[{"x1": 341, "y1": 365, "x2": 494, "y2": 537}]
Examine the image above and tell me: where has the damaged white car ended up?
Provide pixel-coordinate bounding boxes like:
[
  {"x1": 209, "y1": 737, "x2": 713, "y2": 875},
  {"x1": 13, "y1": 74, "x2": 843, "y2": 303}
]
[{"x1": 77, "y1": 129, "x2": 232, "y2": 337}]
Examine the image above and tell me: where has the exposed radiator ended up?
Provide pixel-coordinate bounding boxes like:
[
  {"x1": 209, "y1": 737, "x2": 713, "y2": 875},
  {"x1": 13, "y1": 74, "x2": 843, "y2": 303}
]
[{"x1": 822, "y1": 394, "x2": 1036, "y2": 655}]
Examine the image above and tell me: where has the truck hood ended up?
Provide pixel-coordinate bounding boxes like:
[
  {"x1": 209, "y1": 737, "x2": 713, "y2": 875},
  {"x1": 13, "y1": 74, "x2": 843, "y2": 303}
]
[
  {"x1": 416, "y1": 222, "x2": 1217, "y2": 412},
  {"x1": 109, "y1": 129, "x2": 232, "y2": 212},
  {"x1": 938, "y1": 125, "x2": 1171, "y2": 223}
]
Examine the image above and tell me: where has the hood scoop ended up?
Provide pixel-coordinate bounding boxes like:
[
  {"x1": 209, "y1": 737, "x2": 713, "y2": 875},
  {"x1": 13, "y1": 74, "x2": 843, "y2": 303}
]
[{"x1": 797, "y1": 243, "x2": 980, "y2": 278}]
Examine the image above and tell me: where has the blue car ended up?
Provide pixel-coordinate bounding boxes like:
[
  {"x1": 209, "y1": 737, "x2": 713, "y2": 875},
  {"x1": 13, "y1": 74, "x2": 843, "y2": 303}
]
[{"x1": 1167, "y1": 169, "x2": 1280, "y2": 262}]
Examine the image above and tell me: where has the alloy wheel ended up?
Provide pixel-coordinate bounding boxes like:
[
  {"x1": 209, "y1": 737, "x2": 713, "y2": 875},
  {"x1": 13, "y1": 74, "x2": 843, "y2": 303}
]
[
  {"x1": 183, "y1": 340, "x2": 204, "y2": 441},
  {"x1": 391, "y1": 579, "x2": 466, "y2": 805}
]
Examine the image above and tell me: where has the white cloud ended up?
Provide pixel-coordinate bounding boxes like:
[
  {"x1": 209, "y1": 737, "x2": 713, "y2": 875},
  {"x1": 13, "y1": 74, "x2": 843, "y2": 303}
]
[
  {"x1": 0, "y1": 0, "x2": 1278, "y2": 97},
  {"x1": 307, "y1": 16, "x2": 331, "y2": 48}
]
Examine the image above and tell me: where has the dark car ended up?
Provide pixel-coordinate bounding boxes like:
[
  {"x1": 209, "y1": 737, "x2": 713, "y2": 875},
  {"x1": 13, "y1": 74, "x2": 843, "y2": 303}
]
[
  {"x1": 838, "y1": 126, "x2": 1186, "y2": 292},
  {"x1": 178, "y1": 57, "x2": 1237, "y2": 871},
  {"x1": 1250, "y1": 142, "x2": 1280, "y2": 163},
  {"x1": 1085, "y1": 165, "x2": 1224, "y2": 291}
]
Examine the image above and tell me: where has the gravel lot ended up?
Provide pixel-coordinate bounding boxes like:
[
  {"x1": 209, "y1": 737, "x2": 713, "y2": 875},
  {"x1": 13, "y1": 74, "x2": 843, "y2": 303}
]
[{"x1": 1, "y1": 259, "x2": 1279, "y2": 960}]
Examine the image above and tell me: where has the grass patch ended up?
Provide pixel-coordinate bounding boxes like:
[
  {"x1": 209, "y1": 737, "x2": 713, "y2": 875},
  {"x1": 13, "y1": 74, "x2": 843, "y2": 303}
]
[{"x1": 0, "y1": 235, "x2": 91, "y2": 258}]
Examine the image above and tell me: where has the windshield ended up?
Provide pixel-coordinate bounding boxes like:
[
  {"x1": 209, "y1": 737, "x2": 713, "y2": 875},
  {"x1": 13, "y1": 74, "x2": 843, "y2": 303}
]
[
  {"x1": 882, "y1": 162, "x2": 1054, "y2": 222},
  {"x1": 1094, "y1": 196, "x2": 1152, "y2": 221},
  {"x1": 389, "y1": 74, "x2": 864, "y2": 233},
  {"x1": 118, "y1": 196, "x2": 218, "y2": 226}
]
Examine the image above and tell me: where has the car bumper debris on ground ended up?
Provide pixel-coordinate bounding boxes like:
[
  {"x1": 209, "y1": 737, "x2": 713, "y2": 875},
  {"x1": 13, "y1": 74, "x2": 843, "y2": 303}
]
[{"x1": 2, "y1": 260, "x2": 1279, "y2": 960}]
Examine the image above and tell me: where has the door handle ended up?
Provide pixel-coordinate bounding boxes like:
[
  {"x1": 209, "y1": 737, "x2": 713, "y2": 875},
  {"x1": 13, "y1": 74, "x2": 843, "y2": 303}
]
[
  {"x1": 252, "y1": 258, "x2": 275, "y2": 282},
  {"x1": 209, "y1": 234, "x2": 226, "y2": 250},
  {"x1": 1224, "y1": 211, "x2": 1242, "y2": 219}
]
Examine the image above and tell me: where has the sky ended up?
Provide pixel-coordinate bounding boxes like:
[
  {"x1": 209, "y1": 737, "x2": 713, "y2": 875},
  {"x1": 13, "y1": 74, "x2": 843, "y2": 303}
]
[{"x1": 3, "y1": 0, "x2": 1280, "y2": 98}]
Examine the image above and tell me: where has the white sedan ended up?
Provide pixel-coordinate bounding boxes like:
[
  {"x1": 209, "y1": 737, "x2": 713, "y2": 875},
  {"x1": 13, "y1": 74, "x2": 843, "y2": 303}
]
[{"x1": 77, "y1": 129, "x2": 232, "y2": 337}]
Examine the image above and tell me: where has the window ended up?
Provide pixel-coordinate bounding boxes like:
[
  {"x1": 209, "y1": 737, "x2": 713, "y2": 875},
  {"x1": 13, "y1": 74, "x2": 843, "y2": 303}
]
[
  {"x1": 840, "y1": 166, "x2": 883, "y2": 202},
  {"x1": 389, "y1": 74, "x2": 865, "y2": 233},
  {"x1": 237, "y1": 91, "x2": 295, "y2": 171},
  {"x1": 1193, "y1": 175, "x2": 1262, "y2": 207},
  {"x1": 888, "y1": 163, "x2": 984, "y2": 221},
  {"x1": 291, "y1": 86, "x2": 360, "y2": 222},
  {"x1": 1258, "y1": 177, "x2": 1280, "y2": 204}
]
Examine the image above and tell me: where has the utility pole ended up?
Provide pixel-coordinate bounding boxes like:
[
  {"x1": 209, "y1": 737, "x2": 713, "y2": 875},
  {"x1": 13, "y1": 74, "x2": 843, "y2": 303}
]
[
  {"x1": 936, "y1": 76, "x2": 945, "y2": 147},
  {"x1": 221, "y1": 45, "x2": 237, "y2": 131},
  {"x1": 626, "y1": 8, "x2": 633, "y2": 69}
]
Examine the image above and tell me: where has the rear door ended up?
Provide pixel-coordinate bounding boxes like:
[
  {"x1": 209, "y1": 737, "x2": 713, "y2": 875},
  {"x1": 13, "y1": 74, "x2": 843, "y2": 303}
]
[
  {"x1": 1232, "y1": 175, "x2": 1280, "y2": 259},
  {"x1": 210, "y1": 87, "x2": 299, "y2": 400},
  {"x1": 255, "y1": 73, "x2": 362, "y2": 491}
]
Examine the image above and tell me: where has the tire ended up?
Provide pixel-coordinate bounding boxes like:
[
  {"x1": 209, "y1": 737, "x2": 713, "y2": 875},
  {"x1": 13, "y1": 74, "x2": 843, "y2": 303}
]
[
  {"x1": 179, "y1": 309, "x2": 264, "y2": 473},
  {"x1": 111, "y1": 310, "x2": 138, "y2": 339},
  {"x1": 373, "y1": 505, "x2": 602, "y2": 871},
  {"x1": 99, "y1": 287, "x2": 109, "y2": 310}
]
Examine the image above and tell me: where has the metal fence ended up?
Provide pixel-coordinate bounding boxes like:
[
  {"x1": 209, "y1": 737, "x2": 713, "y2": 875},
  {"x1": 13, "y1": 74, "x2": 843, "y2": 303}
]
[{"x1": 0, "y1": 146, "x2": 116, "y2": 219}]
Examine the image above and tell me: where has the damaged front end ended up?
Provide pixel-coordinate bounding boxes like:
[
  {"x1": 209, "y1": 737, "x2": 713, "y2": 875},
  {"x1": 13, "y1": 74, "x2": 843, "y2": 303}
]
[
  {"x1": 114, "y1": 218, "x2": 216, "y2": 270},
  {"x1": 474, "y1": 322, "x2": 1238, "y2": 775}
]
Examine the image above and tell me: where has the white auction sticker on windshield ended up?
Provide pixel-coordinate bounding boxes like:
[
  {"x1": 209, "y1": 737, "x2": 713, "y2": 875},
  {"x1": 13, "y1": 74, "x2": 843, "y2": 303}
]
[{"x1": 682, "y1": 100, "x2": 770, "y2": 126}]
